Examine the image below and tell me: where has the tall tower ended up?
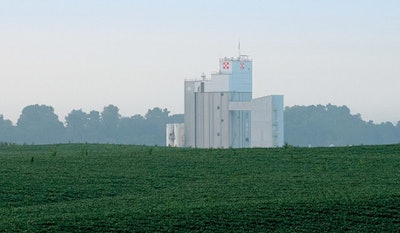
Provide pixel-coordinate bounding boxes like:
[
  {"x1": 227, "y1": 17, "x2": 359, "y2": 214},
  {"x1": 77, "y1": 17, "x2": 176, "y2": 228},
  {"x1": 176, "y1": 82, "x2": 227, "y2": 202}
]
[
  {"x1": 205, "y1": 55, "x2": 252, "y2": 96},
  {"x1": 184, "y1": 55, "x2": 253, "y2": 148}
]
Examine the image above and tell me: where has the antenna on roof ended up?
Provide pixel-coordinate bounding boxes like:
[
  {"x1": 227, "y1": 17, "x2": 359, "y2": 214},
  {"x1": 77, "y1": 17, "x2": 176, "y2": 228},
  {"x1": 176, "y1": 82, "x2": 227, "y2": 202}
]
[{"x1": 238, "y1": 40, "x2": 241, "y2": 57}]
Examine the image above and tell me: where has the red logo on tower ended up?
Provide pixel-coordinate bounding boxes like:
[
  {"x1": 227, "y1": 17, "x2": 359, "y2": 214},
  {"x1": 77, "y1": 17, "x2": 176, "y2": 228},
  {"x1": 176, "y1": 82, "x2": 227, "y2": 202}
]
[
  {"x1": 222, "y1": 62, "x2": 230, "y2": 69},
  {"x1": 240, "y1": 62, "x2": 245, "y2": 70}
]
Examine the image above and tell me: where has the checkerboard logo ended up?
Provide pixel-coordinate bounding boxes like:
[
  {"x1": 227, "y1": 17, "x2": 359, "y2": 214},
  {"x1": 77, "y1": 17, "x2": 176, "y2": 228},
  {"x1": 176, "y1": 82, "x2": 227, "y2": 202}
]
[{"x1": 222, "y1": 62, "x2": 230, "y2": 69}]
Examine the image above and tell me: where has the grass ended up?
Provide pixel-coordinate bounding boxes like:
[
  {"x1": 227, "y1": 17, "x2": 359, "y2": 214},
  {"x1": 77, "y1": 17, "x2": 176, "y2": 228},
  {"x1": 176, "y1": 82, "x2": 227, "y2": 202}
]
[{"x1": 0, "y1": 144, "x2": 399, "y2": 232}]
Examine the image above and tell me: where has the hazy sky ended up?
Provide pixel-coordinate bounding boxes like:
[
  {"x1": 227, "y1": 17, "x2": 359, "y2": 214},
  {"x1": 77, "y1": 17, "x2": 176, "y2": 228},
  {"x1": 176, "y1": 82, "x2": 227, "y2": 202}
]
[{"x1": 1, "y1": 0, "x2": 399, "y2": 124}]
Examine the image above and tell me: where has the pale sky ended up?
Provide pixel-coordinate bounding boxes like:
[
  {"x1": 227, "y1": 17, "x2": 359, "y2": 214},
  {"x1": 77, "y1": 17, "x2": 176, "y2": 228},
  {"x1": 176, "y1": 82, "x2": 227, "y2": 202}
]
[{"x1": 1, "y1": 0, "x2": 399, "y2": 124}]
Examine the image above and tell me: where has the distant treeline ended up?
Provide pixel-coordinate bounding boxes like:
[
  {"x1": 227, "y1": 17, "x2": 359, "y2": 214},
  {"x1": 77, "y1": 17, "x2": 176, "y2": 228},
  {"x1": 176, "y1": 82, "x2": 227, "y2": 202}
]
[
  {"x1": 285, "y1": 104, "x2": 400, "y2": 147},
  {"x1": 0, "y1": 104, "x2": 182, "y2": 145},
  {"x1": 0, "y1": 104, "x2": 399, "y2": 146}
]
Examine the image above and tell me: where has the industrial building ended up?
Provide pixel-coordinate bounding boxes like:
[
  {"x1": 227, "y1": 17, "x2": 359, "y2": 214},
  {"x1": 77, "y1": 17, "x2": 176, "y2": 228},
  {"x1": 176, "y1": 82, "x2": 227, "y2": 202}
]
[{"x1": 166, "y1": 55, "x2": 284, "y2": 148}]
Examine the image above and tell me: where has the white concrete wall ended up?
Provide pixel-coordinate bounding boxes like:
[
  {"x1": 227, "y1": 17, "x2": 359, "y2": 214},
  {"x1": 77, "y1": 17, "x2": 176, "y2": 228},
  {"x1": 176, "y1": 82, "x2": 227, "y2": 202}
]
[
  {"x1": 184, "y1": 81, "x2": 196, "y2": 147},
  {"x1": 205, "y1": 74, "x2": 229, "y2": 92},
  {"x1": 251, "y1": 95, "x2": 284, "y2": 147},
  {"x1": 194, "y1": 92, "x2": 230, "y2": 148}
]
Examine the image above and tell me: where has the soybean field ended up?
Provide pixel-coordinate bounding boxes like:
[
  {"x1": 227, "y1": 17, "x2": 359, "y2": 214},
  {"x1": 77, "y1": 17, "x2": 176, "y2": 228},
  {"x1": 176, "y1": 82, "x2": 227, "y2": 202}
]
[{"x1": 0, "y1": 144, "x2": 399, "y2": 232}]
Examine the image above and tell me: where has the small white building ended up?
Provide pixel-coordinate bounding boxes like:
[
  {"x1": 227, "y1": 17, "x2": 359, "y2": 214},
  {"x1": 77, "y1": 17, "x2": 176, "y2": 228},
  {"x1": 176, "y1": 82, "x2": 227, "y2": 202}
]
[{"x1": 166, "y1": 123, "x2": 185, "y2": 147}]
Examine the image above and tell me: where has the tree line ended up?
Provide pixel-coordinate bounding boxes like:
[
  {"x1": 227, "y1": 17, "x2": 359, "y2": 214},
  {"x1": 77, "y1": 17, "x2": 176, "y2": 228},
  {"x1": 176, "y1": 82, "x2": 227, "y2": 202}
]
[
  {"x1": 0, "y1": 104, "x2": 182, "y2": 145},
  {"x1": 0, "y1": 103, "x2": 399, "y2": 146},
  {"x1": 285, "y1": 104, "x2": 400, "y2": 147}
]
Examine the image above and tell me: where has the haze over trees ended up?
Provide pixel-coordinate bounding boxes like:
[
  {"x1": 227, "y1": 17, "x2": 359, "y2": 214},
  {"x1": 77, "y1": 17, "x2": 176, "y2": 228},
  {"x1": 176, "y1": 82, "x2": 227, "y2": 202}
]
[
  {"x1": 0, "y1": 104, "x2": 183, "y2": 145},
  {"x1": 285, "y1": 104, "x2": 400, "y2": 147},
  {"x1": 0, "y1": 104, "x2": 399, "y2": 146}
]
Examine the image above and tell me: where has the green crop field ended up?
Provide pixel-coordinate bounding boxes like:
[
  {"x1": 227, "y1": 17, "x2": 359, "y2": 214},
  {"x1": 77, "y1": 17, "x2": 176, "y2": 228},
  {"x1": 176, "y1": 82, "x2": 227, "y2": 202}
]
[{"x1": 0, "y1": 144, "x2": 399, "y2": 232}]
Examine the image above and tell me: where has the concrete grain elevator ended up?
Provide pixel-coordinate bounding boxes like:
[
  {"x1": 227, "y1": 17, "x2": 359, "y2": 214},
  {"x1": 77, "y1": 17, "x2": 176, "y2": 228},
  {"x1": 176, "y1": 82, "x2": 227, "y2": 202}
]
[{"x1": 166, "y1": 55, "x2": 284, "y2": 148}]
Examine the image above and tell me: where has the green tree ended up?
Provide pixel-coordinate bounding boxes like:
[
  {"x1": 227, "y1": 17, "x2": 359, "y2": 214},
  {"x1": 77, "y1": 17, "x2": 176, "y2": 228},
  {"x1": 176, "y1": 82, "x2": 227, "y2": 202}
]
[
  {"x1": 87, "y1": 110, "x2": 104, "y2": 143},
  {"x1": 168, "y1": 114, "x2": 184, "y2": 124},
  {"x1": 118, "y1": 115, "x2": 146, "y2": 144},
  {"x1": 101, "y1": 105, "x2": 121, "y2": 143},
  {"x1": 65, "y1": 109, "x2": 89, "y2": 142},
  {"x1": 0, "y1": 115, "x2": 15, "y2": 143},
  {"x1": 16, "y1": 105, "x2": 66, "y2": 144},
  {"x1": 144, "y1": 107, "x2": 170, "y2": 145}
]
